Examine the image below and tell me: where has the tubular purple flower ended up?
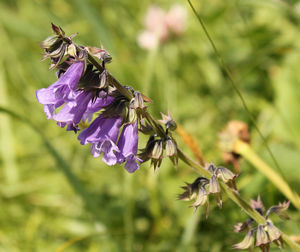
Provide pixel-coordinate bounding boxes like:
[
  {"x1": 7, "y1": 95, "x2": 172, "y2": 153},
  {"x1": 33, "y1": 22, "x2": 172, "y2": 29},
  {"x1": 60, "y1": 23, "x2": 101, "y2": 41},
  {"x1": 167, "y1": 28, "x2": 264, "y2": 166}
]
[
  {"x1": 53, "y1": 91, "x2": 93, "y2": 130},
  {"x1": 82, "y1": 95, "x2": 114, "y2": 122},
  {"x1": 78, "y1": 115, "x2": 122, "y2": 165},
  {"x1": 35, "y1": 61, "x2": 84, "y2": 119},
  {"x1": 117, "y1": 121, "x2": 141, "y2": 173}
]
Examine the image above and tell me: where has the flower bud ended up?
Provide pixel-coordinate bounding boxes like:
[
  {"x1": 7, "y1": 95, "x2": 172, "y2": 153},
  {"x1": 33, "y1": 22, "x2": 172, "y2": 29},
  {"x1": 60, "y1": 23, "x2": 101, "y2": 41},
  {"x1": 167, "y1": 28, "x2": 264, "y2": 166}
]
[
  {"x1": 86, "y1": 45, "x2": 112, "y2": 64},
  {"x1": 51, "y1": 23, "x2": 65, "y2": 36},
  {"x1": 250, "y1": 195, "x2": 265, "y2": 215},
  {"x1": 256, "y1": 224, "x2": 270, "y2": 250},
  {"x1": 165, "y1": 138, "x2": 176, "y2": 157},
  {"x1": 266, "y1": 221, "x2": 282, "y2": 247},
  {"x1": 41, "y1": 35, "x2": 61, "y2": 50},
  {"x1": 209, "y1": 175, "x2": 220, "y2": 194},
  {"x1": 158, "y1": 110, "x2": 177, "y2": 131},
  {"x1": 139, "y1": 119, "x2": 154, "y2": 135},
  {"x1": 216, "y1": 166, "x2": 238, "y2": 192},
  {"x1": 128, "y1": 107, "x2": 137, "y2": 123},
  {"x1": 266, "y1": 201, "x2": 290, "y2": 220},
  {"x1": 209, "y1": 175, "x2": 222, "y2": 208},
  {"x1": 66, "y1": 44, "x2": 77, "y2": 57},
  {"x1": 233, "y1": 219, "x2": 254, "y2": 233},
  {"x1": 233, "y1": 229, "x2": 255, "y2": 250},
  {"x1": 190, "y1": 186, "x2": 209, "y2": 217},
  {"x1": 165, "y1": 137, "x2": 178, "y2": 168},
  {"x1": 100, "y1": 70, "x2": 108, "y2": 89},
  {"x1": 130, "y1": 91, "x2": 146, "y2": 110},
  {"x1": 178, "y1": 177, "x2": 209, "y2": 201},
  {"x1": 151, "y1": 140, "x2": 163, "y2": 159},
  {"x1": 205, "y1": 162, "x2": 216, "y2": 173}
]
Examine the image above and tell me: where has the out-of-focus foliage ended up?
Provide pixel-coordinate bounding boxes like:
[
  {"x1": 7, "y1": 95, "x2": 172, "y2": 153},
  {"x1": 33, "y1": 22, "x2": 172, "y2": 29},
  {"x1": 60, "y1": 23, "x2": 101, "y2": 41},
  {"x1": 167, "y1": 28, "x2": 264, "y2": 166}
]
[{"x1": 0, "y1": 0, "x2": 300, "y2": 251}]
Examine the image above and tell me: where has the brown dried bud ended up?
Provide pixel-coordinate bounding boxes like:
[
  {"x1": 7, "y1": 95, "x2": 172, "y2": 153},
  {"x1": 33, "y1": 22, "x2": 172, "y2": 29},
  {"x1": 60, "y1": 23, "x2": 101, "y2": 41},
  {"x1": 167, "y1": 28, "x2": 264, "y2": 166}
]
[{"x1": 51, "y1": 23, "x2": 65, "y2": 36}]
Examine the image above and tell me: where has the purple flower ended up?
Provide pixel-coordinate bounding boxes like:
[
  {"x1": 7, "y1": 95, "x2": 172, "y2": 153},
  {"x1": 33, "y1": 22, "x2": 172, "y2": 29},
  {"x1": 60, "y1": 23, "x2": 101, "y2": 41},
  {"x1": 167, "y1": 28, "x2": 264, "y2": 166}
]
[
  {"x1": 82, "y1": 95, "x2": 114, "y2": 122},
  {"x1": 117, "y1": 121, "x2": 141, "y2": 173},
  {"x1": 53, "y1": 91, "x2": 93, "y2": 129},
  {"x1": 36, "y1": 61, "x2": 84, "y2": 119},
  {"x1": 78, "y1": 115, "x2": 122, "y2": 165}
]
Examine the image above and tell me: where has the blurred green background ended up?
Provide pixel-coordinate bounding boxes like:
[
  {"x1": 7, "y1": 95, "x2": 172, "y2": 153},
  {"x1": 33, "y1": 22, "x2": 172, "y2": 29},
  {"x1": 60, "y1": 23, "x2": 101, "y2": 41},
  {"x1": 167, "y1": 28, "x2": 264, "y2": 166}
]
[{"x1": 0, "y1": 0, "x2": 300, "y2": 251}]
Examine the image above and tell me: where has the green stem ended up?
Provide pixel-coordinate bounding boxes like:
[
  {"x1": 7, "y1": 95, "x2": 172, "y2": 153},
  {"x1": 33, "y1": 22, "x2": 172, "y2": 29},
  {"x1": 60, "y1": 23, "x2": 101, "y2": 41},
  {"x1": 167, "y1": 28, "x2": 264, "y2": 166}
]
[{"x1": 234, "y1": 140, "x2": 300, "y2": 210}]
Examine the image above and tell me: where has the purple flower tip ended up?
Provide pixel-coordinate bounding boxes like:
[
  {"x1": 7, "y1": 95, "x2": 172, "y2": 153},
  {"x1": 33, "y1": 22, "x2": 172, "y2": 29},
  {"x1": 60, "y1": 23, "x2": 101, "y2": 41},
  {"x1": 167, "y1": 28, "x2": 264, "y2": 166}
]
[{"x1": 117, "y1": 121, "x2": 141, "y2": 173}]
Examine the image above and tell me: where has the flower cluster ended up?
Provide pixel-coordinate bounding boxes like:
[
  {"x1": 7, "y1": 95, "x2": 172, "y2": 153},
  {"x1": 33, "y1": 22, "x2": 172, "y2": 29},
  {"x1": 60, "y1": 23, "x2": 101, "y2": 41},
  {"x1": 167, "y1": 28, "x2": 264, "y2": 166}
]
[
  {"x1": 233, "y1": 196, "x2": 290, "y2": 251},
  {"x1": 178, "y1": 163, "x2": 238, "y2": 218},
  {"x1": 139, "y1": 111, "x2": 178, "y2": 171},
  {"x1": 137, "y1": 4, "x2": 187, "y2": 50},
  {"x1": 36, "y1": 24, "x2": 179, "y2": 173}
]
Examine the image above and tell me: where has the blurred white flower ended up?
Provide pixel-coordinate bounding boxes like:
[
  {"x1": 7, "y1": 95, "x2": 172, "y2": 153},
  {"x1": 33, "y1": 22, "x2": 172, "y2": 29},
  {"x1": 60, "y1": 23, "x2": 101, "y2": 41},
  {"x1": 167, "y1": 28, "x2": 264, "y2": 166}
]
[{"x1": 165, "y1": 4, "x2": 187, "y2": 36}]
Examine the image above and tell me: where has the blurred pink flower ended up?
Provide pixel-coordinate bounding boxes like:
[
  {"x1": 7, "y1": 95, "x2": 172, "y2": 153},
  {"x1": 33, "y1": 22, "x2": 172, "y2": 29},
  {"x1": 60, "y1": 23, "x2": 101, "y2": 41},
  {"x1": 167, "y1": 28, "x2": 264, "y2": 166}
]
[
  {"x1": 165, "y1": 4, "x2": 187, "y2": 36},
  {"x1": 137, "y1": 4, "x2": 187, "y2": 50},
  {"x1": 137, "y1": 31, "x2": 159, "y2": 50},
  {"x1": 145, "y1": 6, "x2": 169, "y2": 41}
]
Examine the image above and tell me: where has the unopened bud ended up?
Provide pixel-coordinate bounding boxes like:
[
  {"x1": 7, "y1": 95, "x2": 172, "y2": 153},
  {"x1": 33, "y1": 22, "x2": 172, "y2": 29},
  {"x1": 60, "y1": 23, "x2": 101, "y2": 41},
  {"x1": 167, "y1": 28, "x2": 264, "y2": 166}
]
[
  {"x1": 165, "y1": 138, "x2": 177, "y2": 157},
  {"x1": 190, "y1": 186, "x2": 208, "y2": 213},
  {"x1": 100, "y1": 70, "x2": 108, "y2": 89},
  {"x1": 216, "y1": 166, "x2": 238, "y2": 192},
  {"x1": 151, "y1": 140, "x2": 163, "y2": 159},
  {"x1": 41, "y1": 35, "x2": 61, "y2": 50},
  {"x1": 250, "y1": 195, "x2": 265, "y2": 215},
  {"x1": 256, "y1": 224, "x2": 270, "y2": 249},
  {"x1": 130, "y1": 91, "x2": 146, "y2": 110},
  {"x1": 178, "y1": 177, "x2": 208, "y2": 201},
  {"x1": 128, "y1": 107, "x2": 137, "y2": 123},
  {"x1": 266, "y1": 201, "x2": 290, "y2": 220},
  {"x1": 158, "y1": 110, "x2": 177, "y2": 131},
  {"x1": 209, "y1": 175, "x2": 222, "y2": 208},
  {"x1": 86, "y1": 45, "x2": 112, "y2": 64},
  {"x1": 233, "y1": 219, "x2": 254, "y2": 233},
  {"x1": 66, "y1": 44, "x2": 77, "y2": 57},
  {"x1": 266, "y1": 221, "x2": 282, "y2": 244},
  {"x1": 233, "y1": 229, "x2": 255, "y2": 250},
  {"x1": 139, "y1": 119, "x2": 154, "y2": 135}
]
